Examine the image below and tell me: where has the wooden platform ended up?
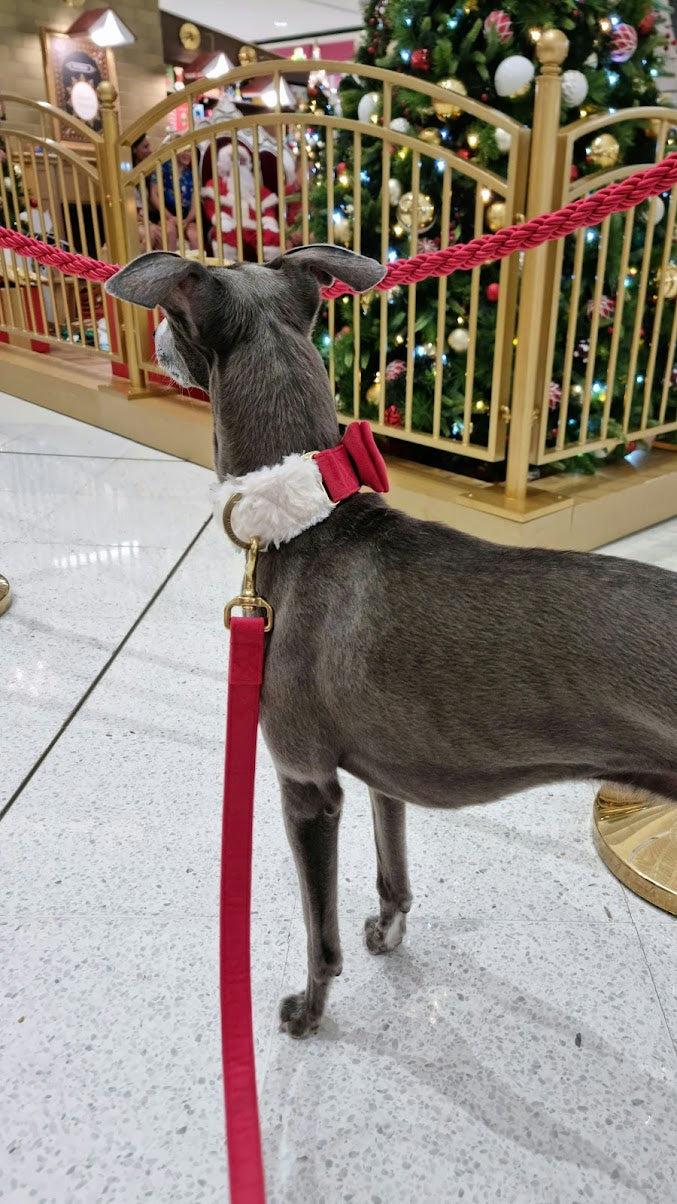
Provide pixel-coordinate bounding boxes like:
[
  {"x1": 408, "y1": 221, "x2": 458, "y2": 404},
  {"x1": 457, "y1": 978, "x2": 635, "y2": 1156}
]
[{"x1": 2, "y1": 341, "x2": 676, "y2": 551}]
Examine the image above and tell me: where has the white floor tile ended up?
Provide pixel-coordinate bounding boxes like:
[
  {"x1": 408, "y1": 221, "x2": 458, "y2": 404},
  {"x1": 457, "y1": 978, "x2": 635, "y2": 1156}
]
[
  {"x1": 1, "y1": 394, "x2": 676, "y2": 1203},
  {"x1": 0, "y1": 391, "x2": 175, "y2": 459}
]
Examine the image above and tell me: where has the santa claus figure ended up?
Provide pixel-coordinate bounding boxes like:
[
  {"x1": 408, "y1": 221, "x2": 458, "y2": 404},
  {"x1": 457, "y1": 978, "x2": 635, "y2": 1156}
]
[{"x1": 201, "y1": 142, "x2": 280, "y2": 260}]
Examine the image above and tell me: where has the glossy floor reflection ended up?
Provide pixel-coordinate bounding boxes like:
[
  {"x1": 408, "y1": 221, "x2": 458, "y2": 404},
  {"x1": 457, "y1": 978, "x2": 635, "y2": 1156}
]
[{"x1": 1, "y1": 393, "x2": 676, "y2": 1203}]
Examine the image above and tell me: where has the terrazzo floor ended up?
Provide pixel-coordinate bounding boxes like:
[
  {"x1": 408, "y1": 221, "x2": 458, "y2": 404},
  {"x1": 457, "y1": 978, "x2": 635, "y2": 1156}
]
[{"x1": 1, "y1": 392, "x2": 676, "y2": 1204}]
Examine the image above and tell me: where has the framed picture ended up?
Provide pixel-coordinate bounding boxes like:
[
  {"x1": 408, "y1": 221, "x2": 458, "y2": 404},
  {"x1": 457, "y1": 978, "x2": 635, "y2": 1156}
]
[{"x1": 40, "y1": 28, "x2": 118, "y2": 146}]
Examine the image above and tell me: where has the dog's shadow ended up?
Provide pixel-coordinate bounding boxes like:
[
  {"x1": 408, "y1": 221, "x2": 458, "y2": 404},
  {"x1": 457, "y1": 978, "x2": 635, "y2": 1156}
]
[{"x1": 261, "y1": 926, "x2": 676, "y2": 1201}]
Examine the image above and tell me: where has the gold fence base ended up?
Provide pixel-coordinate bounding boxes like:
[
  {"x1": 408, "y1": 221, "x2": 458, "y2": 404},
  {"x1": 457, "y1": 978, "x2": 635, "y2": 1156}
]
[
  {"x1": 2, "y1": 341, "x2": 677, "y2": 551},
  {"x1": 593, "y1": 789, "x2": 677, "y2": 916}
]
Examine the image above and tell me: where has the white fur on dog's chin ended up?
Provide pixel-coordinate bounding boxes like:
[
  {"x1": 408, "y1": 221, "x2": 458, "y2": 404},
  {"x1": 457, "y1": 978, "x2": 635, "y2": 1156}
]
[{"x1": 212, "y1": 453, "x2": 335, "y2": 549}]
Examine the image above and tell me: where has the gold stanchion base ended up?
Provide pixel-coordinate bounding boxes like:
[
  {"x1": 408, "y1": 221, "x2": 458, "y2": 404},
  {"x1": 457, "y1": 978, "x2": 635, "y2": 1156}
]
[
  {"x1": 593, "y1": 790, "x2": 677, "y2": 916},
  {"x1": 0, "y1": 575, "x2": 11, "y2": 615}
]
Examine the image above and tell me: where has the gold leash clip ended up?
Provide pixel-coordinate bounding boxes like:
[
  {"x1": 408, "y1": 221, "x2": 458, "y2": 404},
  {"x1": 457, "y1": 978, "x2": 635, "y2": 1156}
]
[{"x1": 222, "y1": 494, "x2": 274, "y2": 632}]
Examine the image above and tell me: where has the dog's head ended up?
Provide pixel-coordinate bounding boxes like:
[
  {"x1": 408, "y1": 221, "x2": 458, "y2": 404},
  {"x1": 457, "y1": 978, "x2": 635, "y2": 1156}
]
[{"x1": 106, "y1": 246, "x2": 385, "y2": 475}]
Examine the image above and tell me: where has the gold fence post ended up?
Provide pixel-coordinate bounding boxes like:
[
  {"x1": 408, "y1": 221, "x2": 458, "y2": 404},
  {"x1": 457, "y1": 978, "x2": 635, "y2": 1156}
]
[
  {"x1": 97, "y1": 81, "x2": 145, "y2": 394},
  {"x1": 504, "y1": 29, "x2": 569, "y2": 506}
]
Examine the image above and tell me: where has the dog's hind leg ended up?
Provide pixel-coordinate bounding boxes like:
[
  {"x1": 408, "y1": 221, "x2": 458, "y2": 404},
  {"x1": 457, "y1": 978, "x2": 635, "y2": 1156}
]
[
  {"x1": 279, "y1": 774, "x2": 343, "y2": 1037},
  {"x1": 365, "y1": 790, "x2": 412, "y2": 955}
]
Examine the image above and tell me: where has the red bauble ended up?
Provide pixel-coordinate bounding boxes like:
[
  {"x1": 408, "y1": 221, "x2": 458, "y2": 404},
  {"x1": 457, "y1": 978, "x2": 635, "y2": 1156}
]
[
  {"x1": 384, "y1": 404, "x2": 403, "y2": 428},
  {"x1": 481, "y1": 92, "x2": 489, "y2": 102},
  {"x1": 308, "y1": 85, "x2": 318, "y2": 98},
  {"x1": 610, "y1": 23, "x2": 638, "y2": 63},
  {"x1": 336, "y1": 161, "x2": 347, "y2": 175},
  {"x1": 637, "y1": 11, "x2": 656, "y2": 36},
  {"x1": 410, "y1": 48, "x2": 430, "y2": 72},
  {"x1": 457, "y1": 148, "x2": 470, "y2": 159},
  {"x1": 485, "y1": 282, "x2": 500, "y2": 303},
  {"x1": 570, "y1": 164, "x2": 580, "y2": 181}
]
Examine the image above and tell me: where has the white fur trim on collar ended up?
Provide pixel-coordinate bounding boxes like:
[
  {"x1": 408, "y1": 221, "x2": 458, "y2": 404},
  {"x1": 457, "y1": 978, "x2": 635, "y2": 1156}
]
[{"x1": 212, "y1": 453, "x2": 335, "y2": 549}]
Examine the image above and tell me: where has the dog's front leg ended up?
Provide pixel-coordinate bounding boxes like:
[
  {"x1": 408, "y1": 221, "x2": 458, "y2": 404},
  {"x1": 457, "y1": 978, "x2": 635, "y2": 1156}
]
[
  {"x1": 279, "y1": 775, "x2": 343, "y2": 1038},
  {"x1": 365, "y1": 790, "x2": 412, "y2": 955}
]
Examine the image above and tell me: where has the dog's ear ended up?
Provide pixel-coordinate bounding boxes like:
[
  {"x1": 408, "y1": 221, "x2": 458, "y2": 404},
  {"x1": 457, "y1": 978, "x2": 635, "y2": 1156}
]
[
  {"x1": 268, "y1": 244, "x2": 386, "y2": 293},
  {"x1": 105, "y1": 252, "x2": 223, "y2": 333}
]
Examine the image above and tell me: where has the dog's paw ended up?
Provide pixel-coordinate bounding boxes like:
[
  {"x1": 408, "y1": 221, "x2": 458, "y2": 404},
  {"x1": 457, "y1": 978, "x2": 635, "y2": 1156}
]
[
  {"x1": 279, "y1": 992, "x2": 320, "y2": 1039},
  {"x1": 364, "y1": 911, "x2": 407, "y2": 955}
]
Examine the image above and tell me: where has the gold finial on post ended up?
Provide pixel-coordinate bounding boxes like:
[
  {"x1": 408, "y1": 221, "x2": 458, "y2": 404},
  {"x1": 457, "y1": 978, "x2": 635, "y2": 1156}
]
[
  {"x1": 97, "y1": 80, "x2": 118, "y2": 108},
  {"x1": 535, "y1": 28, "x2": 569, "y2": 72}
]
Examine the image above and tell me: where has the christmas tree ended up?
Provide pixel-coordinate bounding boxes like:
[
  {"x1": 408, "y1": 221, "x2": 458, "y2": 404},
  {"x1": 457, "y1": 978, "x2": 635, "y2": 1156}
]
[{"x1": 307, "y1": 0, "x2": 671, "y2": 475}]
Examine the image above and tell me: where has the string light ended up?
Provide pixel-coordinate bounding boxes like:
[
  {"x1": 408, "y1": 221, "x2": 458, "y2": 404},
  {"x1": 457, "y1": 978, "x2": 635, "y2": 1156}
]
[
  {"x1": 529, "y1": 27, "x2": 542, "y2": 42},
  {"x1": 636, "y1": 373, "x2": 645, "y2": 384},
  {"x1": 388, "y1": 249, "x2": 399, "y2": 262},
  {"x1": 606, "y1": 71, "x2": 619, "y2": 86},
  {"x1": 400, "y1": 50, "x2": 411, "y2": 63},
  {"x1": 585, "y1": 229, "x2": 598, "y2": 244},
  {"x1": 393, "y1": 223, "x2": 404, "y2": 236},
  {"x1": 467, "y1": 132, "x2": 479, "y2": 149},
  {"x1": 360, "y1": 170, "x2": 370, "y2": 183},
  {"x1": 447, "y1": 15, "x2": 459, "y2": 30},
  {"x1": 480, "y1": 186, "x2": 492, "y2": 203},
  {"x1": 599, "y1": 17, "x2": 612, "y2": 33},
  {"x1": 436, "y1": 159, "x2": 446, "y2": 173}
]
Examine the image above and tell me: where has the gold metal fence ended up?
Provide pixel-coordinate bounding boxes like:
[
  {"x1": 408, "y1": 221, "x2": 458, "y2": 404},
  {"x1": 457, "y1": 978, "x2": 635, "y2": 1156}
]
[
  {"x1": 0, "y1": 94, "x2": 121, "y2": 362},
  {"x1": 1, "y1": 37, "x2": 677, "y2": 513}
]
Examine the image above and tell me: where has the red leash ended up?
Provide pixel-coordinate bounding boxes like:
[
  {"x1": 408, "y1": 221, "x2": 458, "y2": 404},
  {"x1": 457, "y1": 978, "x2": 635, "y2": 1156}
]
[{"x1": 221, "y1": 615, "x2": 267, "y2": 1202}]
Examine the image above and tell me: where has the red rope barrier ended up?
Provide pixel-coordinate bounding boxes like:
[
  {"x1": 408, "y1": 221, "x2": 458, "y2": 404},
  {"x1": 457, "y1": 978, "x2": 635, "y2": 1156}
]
[{"x1": 0, "y1": 153, "x2": 675, "y2": 296}]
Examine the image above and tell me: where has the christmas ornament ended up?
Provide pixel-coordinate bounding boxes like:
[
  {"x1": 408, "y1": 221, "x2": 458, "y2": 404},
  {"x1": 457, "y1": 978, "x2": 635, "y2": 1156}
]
[
  {"x1": 494, "y1": 127, "x2": 511, "y2": 153},
  {"x1": 418, "y1": 237, "x2": 440, "y2": 254},
  {"x1": 561, "y1": 70, "x2": 588, "y2": 108},
  {"x1": 548, "y1": 382, "x2": 562, "y2": 410},
  {"x1": 484, "y1": 10, "x2": 513, "y2": 43},
  {"x1": 336, "y1": 160, "x2": 347, "y2": 176},
  {"x1": 238, "y1": 45, "x2": 257, "y2": 66},
  {"x1": 419, "y1": 127, "x2": 442, "y2": 145},
  {"x1": 485, "y1": 282, "x2": 500, "y2": 303},
  {"x1": 389, "y1": 117, "x2": 411, "y2": 135},
  {"x1": 610, "y1": 23, "x2": 638, "y2": 63},
  {"x1": 448, "y1": 327, "x2": 470, "y2": 353},
  {"x1": 365, "y1": 379, "x2": 381, "y2": 403},
  {"x1": 494, "y1": 55, "x2": 535, "y2": 98},
  {"x1": 433, "y1": 78, "x2": 467, "y2": 119},
  {"x1": 357, "y1": 91, "x2": 380, "y2": 124},
  {"x1": 638, "y1": 11, "x2": 656, "y2": 36},
  {"x1": 473, "y1": 399, "x2": 488, "y2": 413},
  {"x1": 657, "y1": 264, "x2": 677, "y2": 299},
  {"x1": 586, "y1": 295, "x2": 615, "y2": 319},
  {"x1": 360, "y1": 290, "x2": 375, "y2": 314},
  {"x1": 486, "y1": 200, "x2": 507, "y2": 231},
  {"x1": 397, "y1": 191, "x2": 435, "y2": 232},
  {"x1": 385, "y1": 360, "x2": 406, "y2": 382},
  {"x1": 570, "y1": 164, "x2": 580, "y2": 181},
  {"x1": 574, "y1": 339, "x2": 590, "y2": 363},
  {"x1": 641, "y1": 196, "x2": 665, "y2": 224},
  {"x1": 384, "y1": 404, "x2": 402, "y2": 427},
  {"x1": 457, "y1": 148, "x2": 470, "y2": 160},
  {"x1": 588, "y1": 133, "x2": 619, "y2": 169},
  {"x1": 584, "y1": 52, "x2": 598, "y2": 69},
  {"x1": 410, "y1": 48, "x2": 430, "y2": 72},
  {"x1": 388, "y1": 177, "x2": 402, "y2": 206},
  {"x1": 332, "y1": 210, "x2": 352, "y2": 246}
]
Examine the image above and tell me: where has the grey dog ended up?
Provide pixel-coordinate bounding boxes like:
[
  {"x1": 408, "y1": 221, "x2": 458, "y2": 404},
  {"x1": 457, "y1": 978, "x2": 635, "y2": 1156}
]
[{"x1": 107, "y1": 245, "x2": 676, "y2": 1038}]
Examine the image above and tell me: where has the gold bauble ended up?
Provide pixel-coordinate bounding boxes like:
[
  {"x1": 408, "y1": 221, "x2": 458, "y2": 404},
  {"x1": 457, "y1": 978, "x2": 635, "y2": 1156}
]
[
  {"x1": 361, "y1": 290, "x2": 375, "y2": 313},
  {"x1": 419, "y1": 126, "x2": 442, "y2": 145},
  {"x1": 238, "y1": 45, "x2": 258, "y2": 66},
  {"x1": 486, "y1": 201, "x2": 507, "y2": 232},
  {"x1": 179, "y1": 21, "x2": 200, "y2": 50},
  {"x1": 332, "y1": 211, "x2": 352, "y2": 247},
  {"x1": 397, "y1": 190, "x2": 435, "y2": 232},
  {"x1": 645, "y1": 118, "x2": 662, "y2": 138},
  {"x1": 365, "y1": 380, "x2": 381, "y2": 403},
  {"x1": 656, "y1": 263, "x2": 677, "y2": 299},
  {"x1": 432, "y1": 78, "x2": 467, "y2": 120},
  {"x1": 588, "y1": 133, "x2": 620, "y2": 169}
]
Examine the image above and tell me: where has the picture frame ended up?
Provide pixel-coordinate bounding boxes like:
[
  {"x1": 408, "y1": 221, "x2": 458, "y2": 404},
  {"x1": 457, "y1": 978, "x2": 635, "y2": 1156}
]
[{"x1": 40, "y1": 27, "x2": 118, "y2": 146}]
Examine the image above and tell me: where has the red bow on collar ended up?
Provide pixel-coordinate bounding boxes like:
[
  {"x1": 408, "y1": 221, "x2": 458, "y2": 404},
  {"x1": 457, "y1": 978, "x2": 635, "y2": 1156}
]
[{"x1": 313, "y1": 421, "x2": 389, "y2": 503}]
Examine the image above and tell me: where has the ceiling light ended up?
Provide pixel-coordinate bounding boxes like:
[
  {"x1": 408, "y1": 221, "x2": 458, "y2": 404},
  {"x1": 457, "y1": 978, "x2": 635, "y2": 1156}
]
[
  {"x1": 67, "y1": 8, "x2": 135, "y2": 47},
  {"x1": 273, "y1": 20, "x2": 288, "y2": 27}
]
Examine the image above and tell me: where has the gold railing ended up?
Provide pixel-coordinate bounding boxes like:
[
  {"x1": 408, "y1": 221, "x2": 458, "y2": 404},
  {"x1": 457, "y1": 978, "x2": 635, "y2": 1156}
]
[
  {"x1": 0, "y1": 93, "x2": 121, "y2": 362},
  {"x1": 1, "y1": 38, "x2": 676, "y2": 513}
]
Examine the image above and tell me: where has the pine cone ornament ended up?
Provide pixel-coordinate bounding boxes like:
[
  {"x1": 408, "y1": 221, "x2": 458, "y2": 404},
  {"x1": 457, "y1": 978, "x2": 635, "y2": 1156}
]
[
  {"x1": 610, "y1": 23, "x2": 638, "y2": 63},
  {"x1": 385, "y1": 360, "x2": 407, "y2": 382},
  {"x1": 548, "y1": 382, "x2": 562, "y2": 410},
  {"x1": 384, "y1": 404, "x2": 403, "y2": 426},
  {"x1": 586, "y1": 294, "x2": 616, "y2": 319},
  {"x1": 483, "y1": 10, "x2": 513, "y2": 43}
]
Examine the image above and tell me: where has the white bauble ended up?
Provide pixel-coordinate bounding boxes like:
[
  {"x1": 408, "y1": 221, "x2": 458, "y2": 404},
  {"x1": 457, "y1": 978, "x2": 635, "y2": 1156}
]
[
  {"x1": 561, "y1": 69, "x2": 588, "y2": 108},
  {"x1": 448, "y1": 327, "x2": 470, "y2": 353},
  {"x1": 494, "y1": 127, "x2": 512, "y2": 153},
  {"x1": 389, "y1": 116, "x2": 411, "y2": 135},
  {"x1": 357, "y1": 91, "x2": 380, "y2": 124},
  {"x1": 388, "y1": 177, "x2": 402, "y2": 206},
  {"x1": 494, "y1": 55, "x2": 535, "y2": 98},
  {"x1": 584, "y1": 52, "x2": 598, "y2": 69},
  {"x1": 643, "y1": 196, "x2": 665, "y2": 224}
]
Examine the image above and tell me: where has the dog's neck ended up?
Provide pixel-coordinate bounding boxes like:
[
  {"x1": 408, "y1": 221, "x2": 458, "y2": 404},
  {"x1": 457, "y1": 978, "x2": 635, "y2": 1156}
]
[{"x1": 212, "y1": 327, "x2": 340, "y2": 479}]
